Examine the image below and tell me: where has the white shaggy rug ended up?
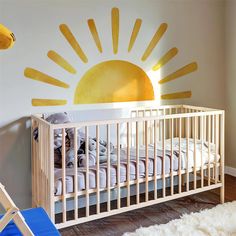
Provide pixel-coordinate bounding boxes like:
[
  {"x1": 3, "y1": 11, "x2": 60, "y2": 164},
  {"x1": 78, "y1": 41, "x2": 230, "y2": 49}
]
[{"x1": 123, "y1": 201, "x2": 236, "y2": 236}]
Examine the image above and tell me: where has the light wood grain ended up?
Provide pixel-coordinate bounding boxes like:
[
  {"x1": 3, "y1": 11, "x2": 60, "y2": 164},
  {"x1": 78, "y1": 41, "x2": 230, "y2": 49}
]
[{"x1": 31, "y1": 105, "x2": 224, "y2": 229}]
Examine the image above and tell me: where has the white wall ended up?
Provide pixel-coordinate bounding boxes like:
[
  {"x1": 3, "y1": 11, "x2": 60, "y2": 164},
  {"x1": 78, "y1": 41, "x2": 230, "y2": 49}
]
[{"x1": 0, "y1": 0, "x2": 225, "y2": 209}]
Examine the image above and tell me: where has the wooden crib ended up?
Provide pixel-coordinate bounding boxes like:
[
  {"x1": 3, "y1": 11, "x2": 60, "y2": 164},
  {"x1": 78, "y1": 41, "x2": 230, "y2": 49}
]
[{"x1": 31, "y1": 105, "x2": 225, "y2": 229}]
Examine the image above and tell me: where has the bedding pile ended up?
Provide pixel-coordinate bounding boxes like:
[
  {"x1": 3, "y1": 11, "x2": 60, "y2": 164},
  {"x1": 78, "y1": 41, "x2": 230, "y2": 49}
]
[
  {"x1": 35, "y1": 113, "x2": 218, "y2": 169},
  {"x1": 54, "y1": 137, "x2": 219, "y2": 195},
  {"x1": 33, "y1": 113, "x2": 220, "y2": 195},
  {"x1": 34, "y1": 112, "x2": 115, "y2": 168}
]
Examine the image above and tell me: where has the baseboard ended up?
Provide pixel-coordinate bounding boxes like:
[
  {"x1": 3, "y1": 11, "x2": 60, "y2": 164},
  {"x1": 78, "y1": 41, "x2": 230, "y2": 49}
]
[{"x1": 225, "y1": 166, "x2": 236, "y2": 177}]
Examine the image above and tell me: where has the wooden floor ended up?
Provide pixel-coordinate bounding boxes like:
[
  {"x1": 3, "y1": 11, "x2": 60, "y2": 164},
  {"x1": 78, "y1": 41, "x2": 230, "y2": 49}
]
[{"x1": 60, "y1": 175, "x2": 236, "y2": 236}]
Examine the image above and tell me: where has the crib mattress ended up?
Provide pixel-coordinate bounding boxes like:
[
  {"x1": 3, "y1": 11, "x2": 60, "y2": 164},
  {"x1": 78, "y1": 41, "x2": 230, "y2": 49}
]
[{"x1": 54, "y1": 138, "x2": 219, "y2": 196}]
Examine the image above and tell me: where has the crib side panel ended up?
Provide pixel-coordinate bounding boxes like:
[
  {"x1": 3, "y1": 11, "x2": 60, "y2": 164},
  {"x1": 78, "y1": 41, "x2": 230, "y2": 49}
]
[{"x1": 31, "y1": 116, "x2": 54, "y2": 221}]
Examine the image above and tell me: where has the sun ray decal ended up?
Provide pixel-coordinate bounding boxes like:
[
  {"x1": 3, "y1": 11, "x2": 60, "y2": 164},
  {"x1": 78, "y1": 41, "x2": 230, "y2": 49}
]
[
  {"x1": 152, "y1": 47, "x2": 178, "y2": 71},
  {"x1": 111, "y1": 7, "x2": 119, "y2": 54},
  {"x1": 141, "y1": 23, "x2": 168, "y2": 61},
  {"x1": 87, "y1": 19, "x2": 103, "y2": 53},
  {"x1": 158, "y1": 62, "x2": 198, "y2": 84},
  {"x1": 24, "y1": 68, "x2": 69, "y2": 88},
  {"x1": 47, "y1": 50, "x2": 77, "y2": 74},
  {"x1": 24, "y1": 7, "x2": 198, "y2": 107},
  {"x1": 161, "y1": 91, "x2": 192, "y2": 100},
  {"x1": 128, "y1": 19, "x2": 142, "y2": 52},
  {"x1": 32, "y1": 99, "x2": 67, "y2": 106},
  {"x1": 59, "y1": 24, "x2": 88, "y2": 63}
]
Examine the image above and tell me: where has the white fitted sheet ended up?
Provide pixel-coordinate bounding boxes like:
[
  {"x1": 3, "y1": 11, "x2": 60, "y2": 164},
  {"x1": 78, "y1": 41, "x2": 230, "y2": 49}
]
[{"x1": 54, "y1": 138, "x2": 219, "y2": 196}]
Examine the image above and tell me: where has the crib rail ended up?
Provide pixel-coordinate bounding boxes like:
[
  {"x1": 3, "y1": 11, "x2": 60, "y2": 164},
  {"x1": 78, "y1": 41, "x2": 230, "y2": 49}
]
[{"x1": 31, "y1": 105, "x2": 224, "y2": 229}]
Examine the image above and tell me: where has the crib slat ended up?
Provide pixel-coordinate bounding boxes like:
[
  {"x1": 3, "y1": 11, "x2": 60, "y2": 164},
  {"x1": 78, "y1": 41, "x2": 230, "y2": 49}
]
[
  {"x1": 150, "y1": 110, "x2": 153, "y2": 144},
  {"x1": 212, "y1": 116, "x2": 215, "y2": 179},
  {"x1": 168, "y1": 108, "x2": 171, "y2": 138},
  {"x1": 178, "y1": 118, "x2": 182, "y2": 193},
  {"x1": 42, "y1": 125, "x2": 47, "y2": 213},
  {"x1": 154, "y1": 120, "x2": 157, "y2": 199},
  {"x1": 43, "y1": 125, "x2": 46, "y2": 212},
  {"x1": 107, "y1": 124, "x2": 111, "y2": 212},
  {"x1": 208, "y1": 115, "x2": 211, "y2": 186},
  {"x1": 203, "y1": 115, "x2": 206, "y2": 178},
  {"x1": 62, "y1": 128, "x2": 66, "y2": 223},
  {"x1": 212, "y1": 115, "x2": 215, "y2": 143},
  {"x1": 44, "y1": 126, "x2": 47, "y2": 212},
  {"x1": 50, "y1": 126, "x2": 55, "y2": 221},
  {"x1": 157, "y1": 110, "x2": 160, "y2": 142},
  {"x1": 143, "y1": 111, "x2": 145, "y2": 145},
  {"x1": 170, "y1": 118, "x2": 174, "y2": 195},
  {"x1": 47, "y1": 128, "x2": 50, "y2": 214},
  {"x1": 39, "y1": 126, "x2": 42, "y2": 208},
  {"x1": 85, "y1": 126, "x2": 89, "y2": 217},
  {"x1": 96, "y1": 125, "x2": 100, "y2": 214},
  {"x1": 44, "y1": 126, "x2": 50, "y2": 211},
  {"x1": 116, "y1": 123, "x2": 121, "y2": 209},
  {"x1": 131, "y1": 114, "x2": 133, "y2": 147},
  {"x1": 43, "y1": 125, "x2": 46, "y2": 211},
  {"x1": 145, "y1": 121, "x2": 149, "y2": 202},
  {"x1": 45, "y1": 127, "x2": 51, "y2": 212},
  {"x1": 34, "y1": 122, "x2": 38, "y2": 206},
  {"x1": 191, "y1": 113, "x2": 194, "y2": 139},
  {"x1": 215, "y1": 115, "x2": 219, "y2": 184},
  {"x1": 162, "y1": 119, "x2": 166, "y2": 197},
  {"x1": 186, "y1": 117, "x2": 189, "y2": 192},
  {"x1": 175, "y1": 108, "x2": 178, "y2": 137},
  {"x1": 220, "y1": 113, "x2": 225, "y2": 203},
  {"x1": 35, "y1": 123, "x2": 38, "y2": 207},
  {"x1": 127, "y1": 122, "x2": 131, "y2": 207},
  {"x1": 183, "y1": 108, "x2": 186, "y2": 137},
  {"x1": 194, "y1": 117, "x2": 197, "y2": 189},
  {"x1": 204, "y1": 115, "x2": 207, "y2": 141},
  {"x1": 74, "y1": 128, "x2": 78, "y2": 220},
  {"x1": 200, "y1": 116, "x2": 204, "y2": 188},
  {"x1": 47, "y1": 127, "x2": 50, "y2": 214},
  {"x1": 136, "y1": 122, "x2": 140, "y2": 204},
  {"x1": 31, "y1": 120, "x2": 35, "y2": 207},
  {"x1": 46, "y1": 127, "x2": 49, "y2": 213}
]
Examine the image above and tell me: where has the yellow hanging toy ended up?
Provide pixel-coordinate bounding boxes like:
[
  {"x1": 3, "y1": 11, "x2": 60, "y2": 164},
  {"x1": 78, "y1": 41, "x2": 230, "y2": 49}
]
[{"x1": 0, "y1": 24, "x2": 16, "y2": 50}]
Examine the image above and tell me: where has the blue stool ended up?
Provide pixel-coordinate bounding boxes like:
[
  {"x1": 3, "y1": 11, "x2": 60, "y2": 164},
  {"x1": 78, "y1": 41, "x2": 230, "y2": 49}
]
[
  {"x1": 0, "y1": 183, "x2": 60, "y2": 236},
  {"x1": 0, "y1": 208, "x2": 60, "y2": 236}
]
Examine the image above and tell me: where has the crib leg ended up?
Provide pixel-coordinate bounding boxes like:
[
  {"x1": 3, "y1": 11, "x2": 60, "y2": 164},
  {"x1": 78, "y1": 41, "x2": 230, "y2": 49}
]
[
  {"x1": 220, "y1": 184, "x2": 225, "y2": 204},
  {"x1": 220, "y1": 168, "x2": 225, "y2": 204}
]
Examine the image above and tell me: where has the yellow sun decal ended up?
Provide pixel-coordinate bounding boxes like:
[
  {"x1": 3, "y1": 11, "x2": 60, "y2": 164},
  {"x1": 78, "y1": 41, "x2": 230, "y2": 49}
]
[
  {"x1": 24, "y1": 7, "x2": 198, "y2": 107},
  {"x1": 74, "y1": 60, "x2": 154, "y2": 104}
]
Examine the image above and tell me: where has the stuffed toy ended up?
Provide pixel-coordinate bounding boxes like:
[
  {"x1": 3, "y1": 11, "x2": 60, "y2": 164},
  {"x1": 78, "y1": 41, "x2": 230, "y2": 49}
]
[
  {"x1": 45, "y1": 112, "x2": 71, "y2": 149},
  {"x1": 66, "y1": 130, "x2": 115, "y2": 168},
  {"x1": 0, "y1": 24, "x2": 16, "y2": 50},
  {"x1": 35, "y1": 112, "x2": 115, "y2": 168}
]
